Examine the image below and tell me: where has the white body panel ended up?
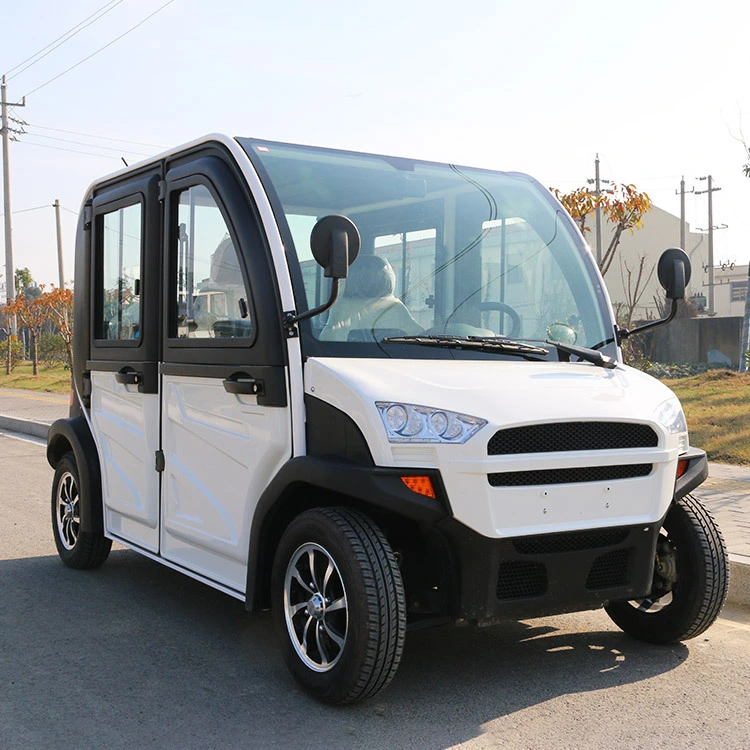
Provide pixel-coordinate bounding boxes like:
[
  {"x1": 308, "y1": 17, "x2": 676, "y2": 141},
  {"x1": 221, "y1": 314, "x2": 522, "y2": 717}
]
[
  {"x1": 90, "y1": 371, "x2": 160, "y2": 551},
  {"x1": 160, "y1": 374, "x2": 291, "y2": 593},
  {"x1": 304, "y1": 358, "x2": 681, "y2": 539}
]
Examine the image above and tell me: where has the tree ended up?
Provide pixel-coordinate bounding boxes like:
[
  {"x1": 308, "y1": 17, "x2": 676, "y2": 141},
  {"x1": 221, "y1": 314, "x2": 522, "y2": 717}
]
[
  {"x1": 7, "y1": 286, "x2": 50, "y2": 375},
  {"x1": 40, "y1": 287, "x2": 74, "y2": 370},
  {"x1": 14, "y1": 267, "x2": 33, "y2": 295},
  {"x1": 551, "y1": 182, "x2": 652, "y2": 277}
]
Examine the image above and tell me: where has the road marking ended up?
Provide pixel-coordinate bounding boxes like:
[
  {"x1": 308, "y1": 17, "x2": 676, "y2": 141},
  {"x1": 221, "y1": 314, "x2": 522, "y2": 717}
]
[{"x1": 0, "y1": 391, "x2": 67, "y2": 404}]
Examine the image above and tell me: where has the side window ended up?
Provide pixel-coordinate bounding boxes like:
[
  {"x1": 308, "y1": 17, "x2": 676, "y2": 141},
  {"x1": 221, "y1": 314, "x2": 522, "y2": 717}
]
[
  {"x1": 172, "y1": 185, "x2": 254, "y2": 340},
  {"x1": 98, "y1": 203, "x2": 142, "y2": 340}
]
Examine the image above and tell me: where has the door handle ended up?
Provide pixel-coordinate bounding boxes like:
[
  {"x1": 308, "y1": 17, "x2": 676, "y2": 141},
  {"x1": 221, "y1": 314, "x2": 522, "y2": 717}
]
[
  {"x1": 223, "y1": 374, "x2": 264, "y2": 395},
  {"x1": 115, "y1": 370, "x2": 142, "y2": 385}
]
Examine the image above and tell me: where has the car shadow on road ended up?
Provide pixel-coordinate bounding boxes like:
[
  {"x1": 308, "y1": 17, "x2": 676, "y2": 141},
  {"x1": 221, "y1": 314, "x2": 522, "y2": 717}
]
[{"x1": 1, "y1": 549, "x2": 688, "y2": 749}]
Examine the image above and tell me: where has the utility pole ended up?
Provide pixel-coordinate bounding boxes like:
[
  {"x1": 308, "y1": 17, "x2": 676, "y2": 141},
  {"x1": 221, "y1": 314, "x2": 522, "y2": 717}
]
[
  {"x1": 53, "y1": 200, "x2": 65, "y2": 288},
  {"x1": 587, "y1": 154, "x2": 610, "y2": 266},
  {"x1": 1, "y1": 76, "x2": 25, "y2": 333},
  {"x1": 695, "y1": 175, "x2": 722, "y2": 316},
  {"x1": 675, "y1": 176, "x2": 694, "y2": 250}
]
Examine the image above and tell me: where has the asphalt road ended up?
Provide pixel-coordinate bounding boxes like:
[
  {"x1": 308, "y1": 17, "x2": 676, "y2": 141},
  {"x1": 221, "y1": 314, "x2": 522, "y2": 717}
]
[{"x1": 1, "y1": 433, "x2": 749, "y2": 750}]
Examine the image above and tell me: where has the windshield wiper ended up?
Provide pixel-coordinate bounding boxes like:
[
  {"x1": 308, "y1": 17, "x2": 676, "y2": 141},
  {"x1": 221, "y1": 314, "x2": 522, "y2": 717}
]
[
  {"x1": 381, "y1": 334, "x2": 550, "y2": 359},
  {"x1": 545, "y1": 340, "x2": 617, "y2": 369}
]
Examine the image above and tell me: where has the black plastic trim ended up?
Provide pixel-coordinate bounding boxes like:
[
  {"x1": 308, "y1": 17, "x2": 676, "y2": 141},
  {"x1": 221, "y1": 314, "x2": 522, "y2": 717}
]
[
  {"x1": 159, "y1": 362, "x2": 287, "y2": 407},
  {"x1": 46, "y1": 417, "x2": 104, "y2": 535},
  {"x1": 244, "y1": 457, "x2": 450, "y2": 611},
  {"x1": 435, "y1": 516, "x2": 663, "y2": 621},
  {"x1": 674, "y1": 447, "x2": 708, "y2": 500},
  {"x1": 305, "y1": 394, "x2": 373, "y2": 465},
  {"x1": 162, "y1": 148, "x2": 286, "y2": 369}
]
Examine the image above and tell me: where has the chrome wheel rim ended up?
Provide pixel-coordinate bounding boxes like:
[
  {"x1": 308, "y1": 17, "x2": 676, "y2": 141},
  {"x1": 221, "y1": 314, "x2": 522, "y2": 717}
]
[
  {"x1": 56, "y1": 471, "x2": 80, "y2": 550},
  {"x1": 283, "y1": 542, "x2": 348, "y2": 672}
]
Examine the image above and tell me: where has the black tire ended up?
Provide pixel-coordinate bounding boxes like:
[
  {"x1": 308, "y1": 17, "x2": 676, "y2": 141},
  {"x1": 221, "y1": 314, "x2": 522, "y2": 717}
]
[
  {"x1": 605, "y1": 493, "x2": 728, "y2": 644},
  {"x1": 271, "y1": 507, "x2": 406, "y2": 705},
  {"x1": 52, "y1": 452, "x2": 112, "y2": 569}
]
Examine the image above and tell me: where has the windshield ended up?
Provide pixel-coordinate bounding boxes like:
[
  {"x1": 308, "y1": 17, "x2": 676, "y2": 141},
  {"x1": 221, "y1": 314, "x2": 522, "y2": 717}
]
[{"x1": 242, "y1": 139, "x2": 612, "y2": 360}]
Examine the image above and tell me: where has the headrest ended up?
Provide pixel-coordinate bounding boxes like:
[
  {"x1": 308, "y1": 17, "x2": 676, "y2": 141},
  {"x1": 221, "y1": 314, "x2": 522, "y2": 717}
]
[{"x1": 343, "y1": 254, "x2": 395, "y2": 298}]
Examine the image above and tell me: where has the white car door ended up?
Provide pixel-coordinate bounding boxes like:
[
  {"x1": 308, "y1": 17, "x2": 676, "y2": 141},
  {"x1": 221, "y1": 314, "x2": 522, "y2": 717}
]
[
  {"x1": 158, "y1": 155, "x2": 292, "y2": 594},
  {"x1": 88, "y1": 172, "x2": 162, "y2": 552}
]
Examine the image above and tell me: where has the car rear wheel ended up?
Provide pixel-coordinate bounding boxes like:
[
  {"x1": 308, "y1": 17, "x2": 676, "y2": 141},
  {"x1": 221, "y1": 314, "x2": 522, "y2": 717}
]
[
  {"x1": 272, "y1": 507, "x2": 406, "y2": 705},
  {"x1": 52, "y1": 452, "x2": 111, "y2": 569},
  {"x1": 605, "y1": 494, "x2": 728, "y2": 644}
]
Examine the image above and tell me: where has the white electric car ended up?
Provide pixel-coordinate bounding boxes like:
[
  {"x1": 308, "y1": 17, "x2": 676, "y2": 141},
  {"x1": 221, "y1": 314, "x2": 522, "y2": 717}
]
[{"x1": 48, "y1": 135, "x2": 728, "y2": 705}]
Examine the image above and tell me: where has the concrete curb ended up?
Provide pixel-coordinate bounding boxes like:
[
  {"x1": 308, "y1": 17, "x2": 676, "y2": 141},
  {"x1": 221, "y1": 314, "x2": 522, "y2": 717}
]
[
  {"x1": 0, "y1": 415, "x2": 50, "y2": 440},
  {"x1": 728, "y1": 555, "x2": 750, "y2": 608}
]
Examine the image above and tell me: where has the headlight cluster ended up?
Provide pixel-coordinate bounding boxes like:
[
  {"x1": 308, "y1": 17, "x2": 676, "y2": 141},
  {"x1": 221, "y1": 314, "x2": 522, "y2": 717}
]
[
  {"x1": 375, "y1": 402, "x2": 487, "y2": 444},
  {"x1": 653, "y1": 397, "x2": 689, "y2": 454}
]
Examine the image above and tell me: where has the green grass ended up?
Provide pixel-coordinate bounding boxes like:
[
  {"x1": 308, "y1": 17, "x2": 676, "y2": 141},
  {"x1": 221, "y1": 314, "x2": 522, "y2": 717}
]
[
  {"x1": 662, "y1": 370, "x2": 750, "y2": 465},
  {"x1": 0, "y1": 362, "x2": 71, "y2": 394}
]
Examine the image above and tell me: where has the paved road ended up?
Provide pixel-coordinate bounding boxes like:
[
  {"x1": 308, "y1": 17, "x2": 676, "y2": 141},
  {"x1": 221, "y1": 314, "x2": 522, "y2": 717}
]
[{"x1": 1, "y1": 433, "x2": 749, "y2": 750}]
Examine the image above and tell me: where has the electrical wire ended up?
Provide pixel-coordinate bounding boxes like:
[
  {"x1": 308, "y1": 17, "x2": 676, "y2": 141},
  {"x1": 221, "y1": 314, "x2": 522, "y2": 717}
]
[
  {"x1": 15, "y1": 139, "x2": 122, "y2": 159},
  {"x1": 24, "y1": 132, "x2": 153, "y2": 157},
  {"x1": 5, "y1": 1, "x2": 125, "y2": 82},
  {"x1": 25, "y1": 123, "x2": 165, "y2": 148},
  {"x1": 21, "y1": 0, "x2": 177, "y2": 99}
]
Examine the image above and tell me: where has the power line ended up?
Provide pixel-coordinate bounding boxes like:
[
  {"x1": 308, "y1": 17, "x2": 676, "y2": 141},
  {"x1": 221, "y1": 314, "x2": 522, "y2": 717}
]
[
  {"x1": 22, "y1": 0, "x2": 178, "y2": 99},
  {"x1": 22, "y1": 132, "x2": 154, "y2": 157},
  {"x1": 5, "y1": 1, "x2": 125, "y2": 82},
  {"x1": 25, "y1": 123, "x2": 166, "y2": 148},
  {"x1": 15, "y1": 139, "x2": 122, "y2": 159}
]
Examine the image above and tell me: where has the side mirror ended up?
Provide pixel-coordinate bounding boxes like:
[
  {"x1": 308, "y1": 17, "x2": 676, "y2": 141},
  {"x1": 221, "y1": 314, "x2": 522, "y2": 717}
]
[
  {"x1": 657, "y1": 247, "x2": 691, "y2": 300},
  {"x1": 310, "y1": 215, "x2": 360, "y2": 279},
  {"x1": 284, "y1": 215, "x2": 361, "y2": 328},
  {"x1": 618, "y1": 247, "x2": 691, "y2": 343}
]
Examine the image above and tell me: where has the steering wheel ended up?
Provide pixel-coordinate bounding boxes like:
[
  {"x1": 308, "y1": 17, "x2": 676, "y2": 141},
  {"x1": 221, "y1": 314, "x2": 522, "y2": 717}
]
[{"x1": 476, "y1": 301, "x2": 522, "y2": 338}]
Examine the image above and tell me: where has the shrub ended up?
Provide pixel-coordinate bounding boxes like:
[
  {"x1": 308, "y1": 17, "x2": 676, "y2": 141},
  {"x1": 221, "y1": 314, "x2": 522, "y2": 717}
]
[
  {"x1": 38, "y1": 332, "x2": 69, "y2": 368},
  {"x1": 0, "y1": 338, "x2": 24, "y2": 371}
]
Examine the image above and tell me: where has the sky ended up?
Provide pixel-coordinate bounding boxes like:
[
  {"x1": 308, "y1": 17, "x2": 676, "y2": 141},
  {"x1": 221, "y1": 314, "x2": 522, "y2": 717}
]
[{"x1": 2, "y1": 0, "x2": 750, "y2": 288}]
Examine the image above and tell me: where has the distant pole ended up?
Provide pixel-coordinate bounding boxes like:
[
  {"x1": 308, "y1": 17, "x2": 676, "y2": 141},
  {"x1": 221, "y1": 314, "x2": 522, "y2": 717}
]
[
  {"x1": 696, "y1": 175, "x2": 722, "y2": 315},
  {"x1": 594, "y1": 154, "x2": 602, "y2": 266},
  {"x1": 1, "y1": 76, "x2": 25, "y2": 335},
  {"x1": 740, "y1": 263, "x2": 750, "y2": 372},
  {"x1": 678, "y1": 177, "x2": 686, "y2": 249},
  {"x1": 53, "y1": 199, "x2": 65, "y2": 288}
]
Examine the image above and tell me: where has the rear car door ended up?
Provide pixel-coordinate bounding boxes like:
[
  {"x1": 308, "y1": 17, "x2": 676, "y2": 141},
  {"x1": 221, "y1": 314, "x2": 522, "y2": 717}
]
[{"x1": 88, "y1": 169, "x2": 162, "y2": 552}]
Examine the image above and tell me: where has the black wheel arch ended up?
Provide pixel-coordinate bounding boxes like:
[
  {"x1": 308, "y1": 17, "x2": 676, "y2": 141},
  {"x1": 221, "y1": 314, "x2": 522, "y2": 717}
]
[
  {"x1": 47, "y1": 417, "x2": 104, "y2": 536},
  {"x1": 244, "y1": 456, "x2": 452, "y2": 612}
]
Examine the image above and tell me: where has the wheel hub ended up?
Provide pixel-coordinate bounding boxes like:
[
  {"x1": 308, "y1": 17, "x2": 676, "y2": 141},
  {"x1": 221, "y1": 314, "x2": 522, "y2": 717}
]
[{"x1": 306, "y1": 593, "x2": 326, "y2": 620}]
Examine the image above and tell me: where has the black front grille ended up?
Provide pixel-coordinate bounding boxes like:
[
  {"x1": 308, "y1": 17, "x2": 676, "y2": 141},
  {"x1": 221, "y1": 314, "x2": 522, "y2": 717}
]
[
  {"x1": 496, "y1": 560, "x2": 547, "y2": 600},
  {"x1": 513, "y1": 528, "x2": 630, "y2": 555},
  {"x1": 488, "y1": 463, "x2": 652, "y2": 487},
  {"x1": 488, "y1": 422, "x2": 659, "y2": 455},
  {"x1": 586, "y1": 549, "x2": 632, "y2": 589}
]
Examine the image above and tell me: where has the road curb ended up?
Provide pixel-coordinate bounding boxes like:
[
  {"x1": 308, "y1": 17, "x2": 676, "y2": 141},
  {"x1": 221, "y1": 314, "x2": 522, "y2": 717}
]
[
  {"x1": 728, "y1": 554, "x2": 750, "y2": 608},
  {"x1": 0, "y1": 415, "x2": 50, "y2": 440}
]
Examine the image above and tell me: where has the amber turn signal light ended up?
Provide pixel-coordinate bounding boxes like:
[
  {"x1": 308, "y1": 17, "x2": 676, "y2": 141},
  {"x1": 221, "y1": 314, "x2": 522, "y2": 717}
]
[
  {"x1": 676, "y1": 459, "x2": 689, "y2": 479},
  {"x1": 401, "y1": 475, "x2": 436, "y2": 499}
]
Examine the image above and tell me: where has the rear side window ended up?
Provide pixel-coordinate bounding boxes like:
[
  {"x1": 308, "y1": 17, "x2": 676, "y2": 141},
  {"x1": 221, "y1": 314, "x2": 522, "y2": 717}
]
[
  {"x1": 97, "y1": 203, "x2": 142, "y2": 340},
  {"x1": 171, "y1": 185, "x2": 254, "y2": 340}
]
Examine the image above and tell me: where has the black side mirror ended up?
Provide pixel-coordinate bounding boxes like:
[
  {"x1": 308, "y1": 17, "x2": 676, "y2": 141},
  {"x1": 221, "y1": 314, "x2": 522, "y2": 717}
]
[
  {"x1": 618, "y1": 247, "x2": 692, "y2": 343},
  {"x1": 284, "y1": 215, "x2": 361, "y2": 328},
  {"x1": 310, "y1": 215, "x2": 360, "y2": 279},
  {"x1": 657, "y1": 247, "x2": 691, "y2": 300}
]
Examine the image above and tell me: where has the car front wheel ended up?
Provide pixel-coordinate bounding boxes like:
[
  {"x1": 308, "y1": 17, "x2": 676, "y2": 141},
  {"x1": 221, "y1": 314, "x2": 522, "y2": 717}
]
[{"x1": 272, "y1": 507, "x2": 406, "y2": 705}]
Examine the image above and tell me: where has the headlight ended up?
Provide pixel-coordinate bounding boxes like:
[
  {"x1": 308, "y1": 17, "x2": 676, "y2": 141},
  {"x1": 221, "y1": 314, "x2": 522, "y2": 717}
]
[
  {"x1": 653, "y1": 397, "x2": 689, "y2": 454},
  {"x1": 376, "y1": 402, "x2": 487, "y2": 444}
]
